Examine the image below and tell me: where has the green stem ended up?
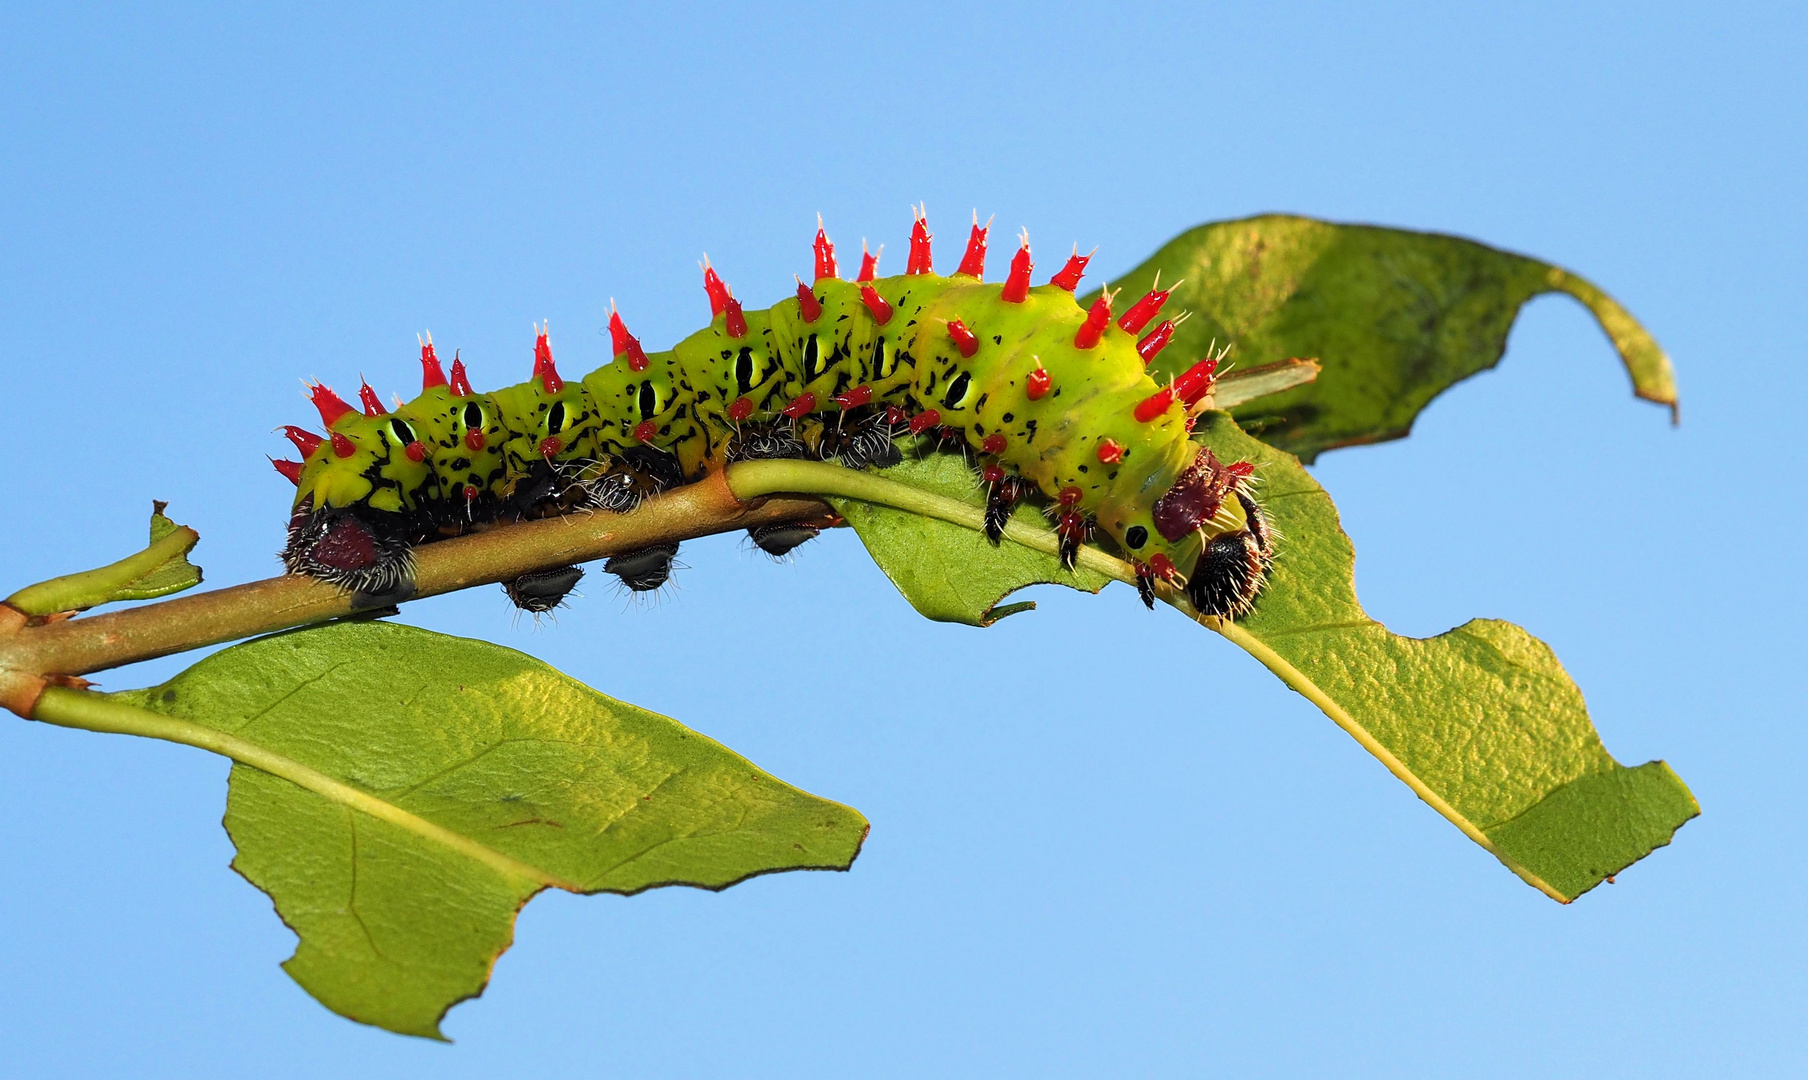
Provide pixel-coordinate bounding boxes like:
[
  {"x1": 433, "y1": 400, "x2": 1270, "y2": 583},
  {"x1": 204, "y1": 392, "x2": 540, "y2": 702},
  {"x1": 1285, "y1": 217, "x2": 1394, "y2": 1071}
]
[
  {"x1": 32, "y1": 686, "x2": 575, "y2": 891},
  {"x1": 6, "y1": 525, "x2": 199, "y2": 617}
]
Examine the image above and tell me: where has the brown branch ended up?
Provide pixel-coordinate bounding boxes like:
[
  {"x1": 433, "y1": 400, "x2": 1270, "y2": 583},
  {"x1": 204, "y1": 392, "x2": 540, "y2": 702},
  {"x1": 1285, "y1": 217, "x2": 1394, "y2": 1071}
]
[{"x1": 0, "y1": 471, "x2": 830, "y2": 717}]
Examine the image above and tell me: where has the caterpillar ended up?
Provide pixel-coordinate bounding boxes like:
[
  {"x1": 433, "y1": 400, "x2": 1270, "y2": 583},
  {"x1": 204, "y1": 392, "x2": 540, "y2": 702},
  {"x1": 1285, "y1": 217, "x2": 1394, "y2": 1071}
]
[{"x1": 274, "y1": 210, "x2": 1274, "y2": 617}]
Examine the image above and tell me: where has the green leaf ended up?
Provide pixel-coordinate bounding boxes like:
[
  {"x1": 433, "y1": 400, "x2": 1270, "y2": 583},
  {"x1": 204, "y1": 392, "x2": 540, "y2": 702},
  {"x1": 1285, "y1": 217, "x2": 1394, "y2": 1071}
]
[
  {"x1": 1096, "y1": 214, "x2": 1677, "y2": 461},
  {"x1": 107, "y1": 621, "x2": 868, "y2": 1038},
  {"x1": 827, "y1": 446, "x2": 1112, "y2": 626},
  {"x1": 6, "y1": 501, "x2": 202, "y2": 616},
  {"x1": 1190, "y1": 412, "x2": 1696, "y2": 900}
]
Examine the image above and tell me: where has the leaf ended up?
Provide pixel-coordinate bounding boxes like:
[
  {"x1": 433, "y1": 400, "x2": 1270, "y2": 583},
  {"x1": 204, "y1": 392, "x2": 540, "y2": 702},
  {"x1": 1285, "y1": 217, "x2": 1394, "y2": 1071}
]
[
  {"x1": 827, "y1": 446, "x2": 1113, "y2": 626},
  {"x1": 112, "y1": 621, "x2": 868, "y2": 1038},
  {"x1": 1096, "y1": 214, "x2": 1677, "y2": 461},
  {"x1": 5, "y1": 501, "x2": 202, "y2": 616},
  {"x1": 1190, "y1": 412, "x2": 1696, "y2": 900}
]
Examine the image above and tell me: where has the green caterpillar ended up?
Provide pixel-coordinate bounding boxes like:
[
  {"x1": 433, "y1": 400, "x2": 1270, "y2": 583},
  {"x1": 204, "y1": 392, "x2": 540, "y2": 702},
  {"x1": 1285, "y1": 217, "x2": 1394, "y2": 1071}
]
[{"x1": 276, "y1": 210, "x2": 1273, "y2": 616}]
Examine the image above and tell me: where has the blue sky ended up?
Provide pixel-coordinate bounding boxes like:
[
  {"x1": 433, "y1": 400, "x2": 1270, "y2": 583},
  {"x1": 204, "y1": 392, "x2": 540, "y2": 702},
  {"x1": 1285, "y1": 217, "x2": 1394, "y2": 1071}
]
[{"x1": 1, "y1": 3, "x2": 1803, "y2": 1075}]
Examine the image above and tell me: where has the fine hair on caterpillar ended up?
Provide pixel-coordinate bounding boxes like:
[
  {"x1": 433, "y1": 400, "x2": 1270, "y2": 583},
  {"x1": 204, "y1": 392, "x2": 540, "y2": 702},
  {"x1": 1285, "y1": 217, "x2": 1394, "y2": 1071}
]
[{"x1": 274, "y1": 209, "x2": 1275, "y2": 616}]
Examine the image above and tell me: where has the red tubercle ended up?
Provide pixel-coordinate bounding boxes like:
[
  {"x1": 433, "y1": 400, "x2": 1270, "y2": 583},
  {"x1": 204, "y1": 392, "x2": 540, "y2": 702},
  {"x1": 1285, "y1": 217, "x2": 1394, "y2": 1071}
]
[
  {"x1": 946, "y1": 319, "x2": 979, "y2": 358},
  {"x1": 1058, "y1": 486, "x2": 1083, "y2": 507},
  {"x1": 907, "y1": 207, "x2": 933, "y2": 274},
  {"x1": 702, "y1": 258, "x2": 731, "y2": 317},
  {"x1": 860, "y1": 285, "x2": 892, "y2": 325},
  {"x1": 1058, "y1": 510, "x2": 1086, "y2": 539},
  {"x1": 308, "y1": 383, "x2": 355, "y2": 428},
  {"x1": 405, "y1": 441, "x2": 427, "y2": 463},
  {"x1": 885, "y1": 404, "x2": 909, "y2": 426},
  {"x1": 533, "y1": 323, "x2": 564, "y2": 393},
  {"x1": 358, "y1": 381, "x2": 387, "y2": 417},
  {"x1": 908, "y1": 409, "x2": 942, "y2": 434},
  {"x1": 981, "y1": 463, "x2": 1005, "y2": 484},
  {"x1": 1174, "y1": 357, "x2": 1220, "y2": 404},
  {"x1": 1225, "y1": 460, "x2": 1256, "y2": 481},
  {"x1": 728, "y1": 395, "x2": 755, "y2": 422},
  {"x1": 1149, "y1": 553, "x2": 1179, "y2": 581},
  {"x1": 539, "y1": 436, "x2": 563, "y2": 458},
  {"x1": 795, "y1": 280, "x2": 822, "y2": 322},
  {"x1": 1001, "y1": 232, "x2": 1032, "y2": 303},
  {"x1": 724, "y1": 295, "x2": 747, "y2": 339},
  {"x1": 464, "y1": 429, "x2": 486, "y2": 453},
  {"x1": 331, "y1": 432, "x2": 357, "y2": 458},
  {"x1": 1074, "y1": 295, "x2": 1112, "y2": 349},
  {"x1": 463, "y1": 484, "x2": 479, "y2": 503},
  {"x1": 1049, "y1": 249, "x2": 1091, "y2": 291},
  {"x1": 1025, "y1": 363, "x2": 1051, "y2": 401},
  {"x1": 782, "y1": 392, "x2": 817, "y2": 419},
  {"x1": 1096, "y1": 438, "x2": 1123, "y2": 464},
  {"x1": 281, "y1": 425, "x2": 323, "y2": 458},
  {"x1": 981, "y1": 433, "x2": 1007, "y2": 455},
  {"x1": 857, "y1": 243, "x2": 880, "y2": 282},
  {"x1": 633, "y1": 420, "x2": 658, "y2": 443},
  {"x1": 814, "y1": 218, "x2": 839, "y2": 281},
  {"x1": 1134, "y1": 387, "x2": 1175, "y2": 423},
  {"x1": 609, "y1": 307, "x2": 651, "y2": 372},
  {"x1": 1118, "y1": 284, "x2": 1173, "y2": 334},
  {"x1": 449, "y1": 355, "x2": 474, "y2": 398},
  {"x1": 1137, "y1": 320, "x2": 1175, "y2": 364},
  {"x1": 272, "y1": 458, "x2": 303, "y2": 485},
  {"x1": 834, "y1": 384, "x2": 873, "y2": 409},
  {"x1": 955, "y1": 213, "x2": 990, "y2": 278},
  {"x1": 419, "y1": 334, "x2": 448, "y2": 389}
]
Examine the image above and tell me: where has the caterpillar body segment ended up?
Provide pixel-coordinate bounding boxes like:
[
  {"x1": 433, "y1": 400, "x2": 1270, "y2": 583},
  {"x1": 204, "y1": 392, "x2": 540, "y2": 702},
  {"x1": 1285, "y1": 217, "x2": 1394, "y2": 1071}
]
[{"x1": 280, "y1": 214, "x2": 1273, "y2": 616}]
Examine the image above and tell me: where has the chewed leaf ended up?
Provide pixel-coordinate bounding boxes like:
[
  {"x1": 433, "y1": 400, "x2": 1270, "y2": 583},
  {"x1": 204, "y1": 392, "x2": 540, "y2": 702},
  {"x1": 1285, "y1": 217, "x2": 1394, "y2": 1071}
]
[
  {"x1": 829, "y1": 445, "x2": 1112, "y2": 626},
  {"x1": 1101, "y1": 215, "x2": 1677, "y2": 461},
  {"x1": 1191, "y1": 413, "x2": 1697, "y2": 899},
  {"x1": 112, "y1": 621, "x2": 868, "y2": 1038},
  {"x1": 4, "y1": 501, "x2": 202, "y2": 616}
]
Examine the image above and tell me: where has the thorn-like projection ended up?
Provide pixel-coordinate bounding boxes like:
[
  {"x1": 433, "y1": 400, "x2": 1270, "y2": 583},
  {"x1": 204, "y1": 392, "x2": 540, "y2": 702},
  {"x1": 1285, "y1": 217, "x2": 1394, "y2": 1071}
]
[
  {"x1": 449, "y1": 354, "x2": 474, "y2": 398},
  {"x1": 1049, "y1": 246, "x2": 1092, "y2": 291},
  {"x1": 609, "y1": 304, "x2": 651, "y2": 371},
  {"x1": 955, "y1": 211, "x2": 991, "y2": 279},
  {"x1": 331, "y1": 431, "x2": 356, "y2": 458},
  {"x1": 1097, "y1": 437, "x2": 1124, "y2": 464},
  {"x1": 1118, "y1": 274, "x2": 1177, "y2": 334},
  {"x1": 814, "y1": 216, "x2": 839, "y2": 281},
  {"x1": 782, "y1": 392, "x2": 817, "y2": 419},
  {"x1": 724, "y1": 295, "x2": 747, "y2": 338},
  {"x1": 908, "y1": 408, "x2": 942, "y2": 434},
  {"x1": 308, "y1": 383, "x2": 355, "y2": 428},
  {"x1": 702, "y1": 256, "x2": 731, "y2": 317},
  {"x1": 860, "y1": 284, "x2": 892, "y2": 325},
  {"x1": 1074, "y1": 292, "x2": 1113, "y2": 349},
  {"x1": 907, "y1": 205, "x2": 933, "y2": 274},
  {"x1": 418, "y1": 333, "x2": 447, "y2": 389},
  {"x1": 282, "y1": 425, "x2": 323, "y2": 457},
  {"x1": 1026, "y1": 360, "x2": 1051, "y2": 400},
  {"x1": 272, "y1": 458, "x2": 304, "y2": 484},
  {"x1": 1134, "y1": 387, "x2": 1175, "y2": 422},
  {"x1": 795, "y1": 279, "x2": 823, "y2": 322},
  {"x1": 1137, "y1": 319, "x2": 1175, "y2": 364},
  {"x1": 358, "y1": 380, "x2": 387, "y2": 417},
  {"x1": 982, "y1": 432, "x2": 1007, "y2": 455},
  {"x1": 857, "y1": 242, "x2": 881, "y2": 282},
  {"x1": 531, "y1": 322, "x2": 563, "y2": 392},
  {"x1": 946, "y1": 318, "x2": 979, "y2": 358},
  {"x1": 1175, "y1": 356, "x2": 1219, "y2": 405},
  {"x1": 834, "y1": 384, "x2": 873, "y2": 409},
  {"x1": 1001, "y1": 230, "x2": 1033, "y2": 303}
]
